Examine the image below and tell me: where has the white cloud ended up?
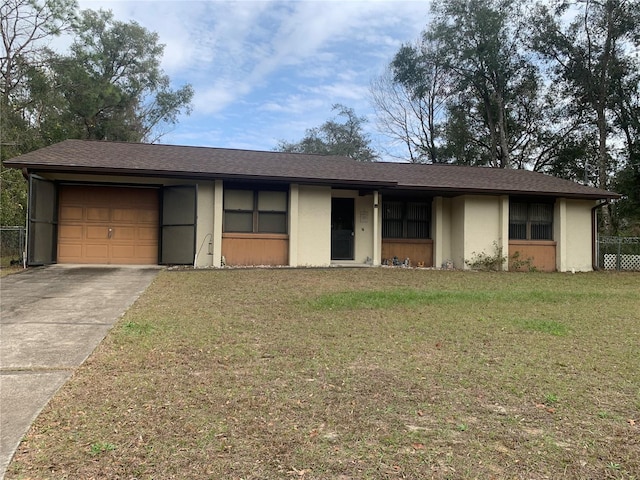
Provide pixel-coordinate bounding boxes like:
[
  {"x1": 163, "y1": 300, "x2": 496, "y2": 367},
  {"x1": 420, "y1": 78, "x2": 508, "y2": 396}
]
[{"x1": 69, "y1": 0, "x2": 430, "y2": 154}]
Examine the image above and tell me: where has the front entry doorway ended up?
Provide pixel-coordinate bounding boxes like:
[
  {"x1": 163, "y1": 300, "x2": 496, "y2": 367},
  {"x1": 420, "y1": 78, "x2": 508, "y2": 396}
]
[{"x1": 331, "y1": 197, "x2": 355, "y2": 260}]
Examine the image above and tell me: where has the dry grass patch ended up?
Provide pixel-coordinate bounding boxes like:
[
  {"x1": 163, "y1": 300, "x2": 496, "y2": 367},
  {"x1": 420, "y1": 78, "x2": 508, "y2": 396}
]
[
  {"x1": 0, "y1": 256, "x2": 24, "y2": 277},
  {"x1": 7, "y1": 269, "x2": 640, "y2": 479}
]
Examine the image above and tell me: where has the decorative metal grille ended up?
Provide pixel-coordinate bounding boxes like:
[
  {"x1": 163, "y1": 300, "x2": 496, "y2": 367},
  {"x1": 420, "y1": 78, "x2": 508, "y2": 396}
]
[
  {"x1": 509, "y1": 202, "x2": 553, "y2": 240},
  {"x1": 382, "y1": 200, "x2": 430, "y2": 239},
  {"x1": 598, "y1": 236, "x2": 640, "y2": 271}
]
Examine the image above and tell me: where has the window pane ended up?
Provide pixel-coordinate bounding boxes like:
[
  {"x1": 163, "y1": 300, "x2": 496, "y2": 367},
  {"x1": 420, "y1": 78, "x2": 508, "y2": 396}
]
[
  {"x1": 509, "y1": 202, "x2": 528, "y2": 222},
  {"x1": 406, "y1": 202, "x2": 429, "y2": 221},
  {"x1": 258, "y1": 212, "x2": 287, "y2": 233},
  {"x1": 383, "y1": 201, "x2": 403, "y2": 220},
  {"x1": 531, "y1": 223, "x2": 552, "y2": 240},
  {"x1": 224, "y1": 212, "x2": 253, "y2": 232},
  {"x1": 407, "y1": 221, "x2": 429, "y2": 239},
  {"x1": 383, "y1": 219, "x2": 403, "y2": 238},
  {"x1": 509, "y1": 223, "x2": 527, "y2": 239},
  {"x1": 530, "y1": 203, "x2": 553, "y2": 222},
  {"x1": 225, "y1": 190, "x2": 253, "y2": 210},
  {"x1": 258, "y1": 191, "x2": 287, "y2": 212}
]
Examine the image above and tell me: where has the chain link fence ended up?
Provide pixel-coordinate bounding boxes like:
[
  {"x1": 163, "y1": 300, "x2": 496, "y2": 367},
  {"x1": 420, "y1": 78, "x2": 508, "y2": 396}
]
[
  {"x1": 0, "y1": 226, "x2": 26, "y2": 267},
  {"x1": 597, "y1": 236, "x2": 640, "y2": 271}
]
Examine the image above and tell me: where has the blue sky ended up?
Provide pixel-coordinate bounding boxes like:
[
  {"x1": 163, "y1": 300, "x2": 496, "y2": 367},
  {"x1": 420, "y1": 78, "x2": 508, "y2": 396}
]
[{"x1": 75, "y1": 1, "x2": 430, "y2": 158}]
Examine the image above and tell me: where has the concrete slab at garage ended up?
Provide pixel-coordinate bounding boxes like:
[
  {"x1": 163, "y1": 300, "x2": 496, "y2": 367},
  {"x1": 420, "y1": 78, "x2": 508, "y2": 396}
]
[{"x1": 0, "y1": 265, "x2": 159, "y2": 479}]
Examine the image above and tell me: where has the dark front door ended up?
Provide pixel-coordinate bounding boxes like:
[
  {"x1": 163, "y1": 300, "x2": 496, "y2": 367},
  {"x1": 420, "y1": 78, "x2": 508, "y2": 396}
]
[{"x1": 331, "y1": 197, "x2": 354, "y2": 260}]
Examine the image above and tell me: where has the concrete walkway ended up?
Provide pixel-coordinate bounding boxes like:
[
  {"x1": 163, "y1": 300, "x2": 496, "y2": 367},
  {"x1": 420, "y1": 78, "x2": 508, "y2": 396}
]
[{"x1": 0, "y1": 265, "x2": 160, "y2": 479}]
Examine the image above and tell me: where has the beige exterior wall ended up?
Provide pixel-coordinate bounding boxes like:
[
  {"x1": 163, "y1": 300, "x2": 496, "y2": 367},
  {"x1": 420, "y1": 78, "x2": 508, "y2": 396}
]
[
  {"x1": 462, "y1": 196, "x2": 504, "y2": 270},
  {"x1": 443, "y1": 195, "x2": 505, "y2": 270},
  {"x1": 194, "y1": 181, "x2": 215, "y2": 268},
  {"x1": 450, "y1": 197, "x2": 465, "y2": 269},
  {"x1": 499, "y1": 195, "x2": 509, "y2": 262},
  {"x1": 373, "y1": 192, "x2": 381, "y2": 266},
  {"x1": 433, "y1": 197, "x2": 452, "y2": 268},
  {"x1": 354, "y1": 194, "x2": 375, "y2": 264},
  {"x1": 288, "y1": 184, "x2": 300, "y2": 266},
  {"x1": 296, "y1": 185, "x2": 332, "y2": 266},
  {"x1": 211, "y1": 180, "x2": 223, "y2": 268},
  {"x1": 556, "y1": 199, "x2": 595, "y2": 272}
]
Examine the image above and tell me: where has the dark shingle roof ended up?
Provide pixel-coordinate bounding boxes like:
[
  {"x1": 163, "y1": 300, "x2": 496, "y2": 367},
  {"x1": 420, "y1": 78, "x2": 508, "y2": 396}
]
[{"x1": 3, "y1": 139, "x2": 619, "y2": 199}]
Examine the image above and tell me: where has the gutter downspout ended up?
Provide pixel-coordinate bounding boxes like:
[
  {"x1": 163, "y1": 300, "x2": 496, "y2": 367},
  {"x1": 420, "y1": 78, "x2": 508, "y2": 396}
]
[{"x1": 591, "y1": 200, "x2": 610, "y2": 270}]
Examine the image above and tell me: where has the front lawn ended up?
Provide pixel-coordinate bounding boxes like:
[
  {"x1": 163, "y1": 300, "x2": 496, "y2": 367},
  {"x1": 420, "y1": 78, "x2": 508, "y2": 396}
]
[{"x1": 7, "y1": 269, "x2": 639, "y2": 479}]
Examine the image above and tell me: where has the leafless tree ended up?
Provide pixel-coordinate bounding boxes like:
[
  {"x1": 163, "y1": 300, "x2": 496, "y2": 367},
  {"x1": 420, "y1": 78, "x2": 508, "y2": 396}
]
[
  {"x1": 370, "y1": 45, "x2": 452, "y2": 163},
  {"x1": 1, "y1": 0, "x2": 77, "y2": 104}
]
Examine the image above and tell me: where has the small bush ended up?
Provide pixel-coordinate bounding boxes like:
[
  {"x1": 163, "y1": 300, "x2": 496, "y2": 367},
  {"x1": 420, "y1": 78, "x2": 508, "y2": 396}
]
[
  {"x1": 465, "y1": 242, "x2": 506, "y2": 271},
  {"x1": 510, "y1": 251, "x2": 538, "y2": 272}
]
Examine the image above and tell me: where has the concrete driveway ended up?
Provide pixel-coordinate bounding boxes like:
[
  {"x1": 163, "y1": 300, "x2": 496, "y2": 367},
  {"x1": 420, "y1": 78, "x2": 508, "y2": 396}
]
[{"x1": 0, "y1": 265, "x2": 159, "y2": 479}]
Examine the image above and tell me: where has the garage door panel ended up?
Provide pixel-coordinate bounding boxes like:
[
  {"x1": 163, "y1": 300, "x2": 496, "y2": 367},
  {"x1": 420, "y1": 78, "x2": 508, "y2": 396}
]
[
  {"x1": 86, "y1": 226, "x2": 109, "y2": 240},
  {"x1": 59, "y1": 187, "x2": 84, "y2": 204},
  {"x1": 112, "y1": 208, "x2": 137, "y2": 223},
  {"x1": 59, "y1": 206, "x2": 83, "y2": 221},
  {"x1": 138, "y1": 227, "x2": 158, "y2": 240},
  {"x1": 90, "y1": 189, "x2": 114, "y2": 205},
  {"x1": 58, "y1": 225, "x2": 83, "y2": 240},
  {"x1": 58, "y1": 244, "x2": 83, "y2": 261},
  {"x1": 58, "y1": 186, "x2": 159, "y2": 264},
  {"x1": 87, "y1": 207, "x2": 110, "y2": 222},
  {"x1": 138, "y1": 209, "x2": 158, "y2": 224},
  {"x1": 114, "y1": 227, "x2": 135, "y2": 240},
  {"x1": 135, "y1": 246, "x2": 158, "y2": 262},
  {"x1": 111, "y1": 245, "x2": 135, "y2": 258},
  {"x1": 112, "y1": 246, "x2": 156, "y2": 264},
  {"x1": 83, "y1": 243, "x2": 109, "y2": 259}
]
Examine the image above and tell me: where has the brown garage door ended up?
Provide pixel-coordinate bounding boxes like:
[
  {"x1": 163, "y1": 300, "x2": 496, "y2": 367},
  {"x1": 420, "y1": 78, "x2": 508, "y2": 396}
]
[{"x1": 57, "y1": 185, "x2": 159, "y2": 264}]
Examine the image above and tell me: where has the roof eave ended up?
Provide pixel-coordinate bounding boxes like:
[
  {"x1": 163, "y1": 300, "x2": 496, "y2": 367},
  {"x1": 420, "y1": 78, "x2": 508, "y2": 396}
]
[
  {"x1": 17, "y1": 164, "x2": 399, "y2": 189},
  {"x1": 8, "y1": 162, "x2": 621, "y2": 200},
  {"x1": 389, "y1": 184, "x2": 621, "y2": 200}
]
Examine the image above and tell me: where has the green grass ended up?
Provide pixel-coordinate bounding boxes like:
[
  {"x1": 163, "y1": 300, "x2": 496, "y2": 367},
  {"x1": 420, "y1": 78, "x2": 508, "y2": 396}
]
[{"x1": 6, "y1": 269, "x2": 640, "y2": 480}]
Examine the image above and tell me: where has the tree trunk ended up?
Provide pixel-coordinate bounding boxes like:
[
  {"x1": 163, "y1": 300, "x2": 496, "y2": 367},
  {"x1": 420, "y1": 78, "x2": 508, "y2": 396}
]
[{"x1": 496, "y1": 94, "x2": 510, "y2": 168}]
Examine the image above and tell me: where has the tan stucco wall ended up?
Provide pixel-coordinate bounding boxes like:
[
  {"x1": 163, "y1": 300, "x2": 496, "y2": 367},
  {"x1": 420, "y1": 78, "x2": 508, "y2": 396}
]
[
  {"x1": 450, "y1": 197, "x2": 465, "y2": 269},
  {"x1": 374, "y1": 192, "x2": 381, "y2": 266},
  {"x1": 556, "y1": 199, "x2": 595, "y2": 272},
  {"x1": 433, "y1": 197, "x2": 453, "y2": 268},
  {"x1": 288, "y1": 184, "x2": 300, "y2": 266},
  {"x1": 354, "y1": 194, "x2": 375, "y2": 264},
  {"x1": 194, "y1": 182, "x2": 215, "y2": 268},
  {"x1": 446, "y1": 195, "x2": 505, "y2": 270},
  {"x1": 296, "y1": 185, "x2": 332, "y2": 266},
  {"x1": 462, "y1": 196, "x2": 504, "y2": 269},
  {"x1": 212, "y1": 180, "x2": 223, "y2": 268}
]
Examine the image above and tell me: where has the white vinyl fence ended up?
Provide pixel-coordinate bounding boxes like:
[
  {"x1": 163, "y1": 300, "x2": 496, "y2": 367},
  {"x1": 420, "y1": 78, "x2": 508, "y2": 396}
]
[{"x1": 597, "y1": 236, "x2": 640, "y2": 271}]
